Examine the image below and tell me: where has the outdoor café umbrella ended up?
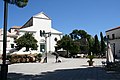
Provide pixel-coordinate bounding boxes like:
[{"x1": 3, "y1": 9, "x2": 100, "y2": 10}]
[{"x1": 106, "y1": 43, "x2": 114, "y2": 62}]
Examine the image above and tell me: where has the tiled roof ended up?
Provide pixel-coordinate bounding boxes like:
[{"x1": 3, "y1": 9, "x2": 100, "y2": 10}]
[
  {"x1": 106, "y1": 26, "x2": 120, "y2": 32},
  {"x1": 11, "y1": 26, "x2": 21, "y2": 29}
]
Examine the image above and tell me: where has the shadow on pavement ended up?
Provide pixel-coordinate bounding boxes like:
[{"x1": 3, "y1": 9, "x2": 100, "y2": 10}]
[{"x1": 8, "y1": 67, "x2": 120, "y2": 80}]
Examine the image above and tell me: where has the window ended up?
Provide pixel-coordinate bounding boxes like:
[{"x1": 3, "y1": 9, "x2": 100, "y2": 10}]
[
  {"x1": 14, "y1": 38, "x2": 16, "y2": 40},
  {"x1": 40, "y1": 43, "x2": 45, "y2": 52},
  {"x1": 107, "y1": 35, "x2": 109, "y2": 39},
  {"x1": 112, "y1": 34, "x2": 115, "y2": 39},
  {"x1": 11, "y1": 44, "x2": 14, "y2": 48}
]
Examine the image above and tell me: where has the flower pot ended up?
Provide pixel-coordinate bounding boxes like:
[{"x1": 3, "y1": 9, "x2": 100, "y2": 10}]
[{"x1": 88, "y1": 61, "x2": 94, "y2": 66}]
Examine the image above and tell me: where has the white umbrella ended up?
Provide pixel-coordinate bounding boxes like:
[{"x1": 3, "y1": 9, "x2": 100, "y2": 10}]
[{"x1": 106, "y1": 43, "x2": 114, "y2": 62}]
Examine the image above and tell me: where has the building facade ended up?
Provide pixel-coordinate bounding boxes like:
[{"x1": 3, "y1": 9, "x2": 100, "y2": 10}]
[
  {"x1": 0, "y1": 12, "x2": 62, "y2": 55},
  {"x1": 0, "y1": 27, "x2": 18, "y2": 55},
  {"x1": 106, "y1": 26, "x2": 120, "y2": 58}
]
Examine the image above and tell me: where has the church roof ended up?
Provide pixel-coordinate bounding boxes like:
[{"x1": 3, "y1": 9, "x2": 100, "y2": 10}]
[
  {"x1": 106, "y1": 26, "x2": 120, "y2": 32},
  {"x1": 0, "y1": 28, "x2": 17, "y2": 37},
  {"x1": 19, "y1": 12, "x2": 62, "y2": 35},
  {"x1": 50, "y1": 28, "x2": 62, "y2": 34},
  {"x1": 11, "y1": 26, "x2": 21, "y2": 29},
  {"x1": 19, "y1": 26, "x2": 62, "y2": 34},
  {"x1": 33, "y1": 12, "x2": 51, "y2": 20}
]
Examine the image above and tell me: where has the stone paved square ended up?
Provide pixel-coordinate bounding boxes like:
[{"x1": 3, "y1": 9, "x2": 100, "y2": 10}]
[{"x1": 7, "y1": 58, "x2": 120, "y2": 80}]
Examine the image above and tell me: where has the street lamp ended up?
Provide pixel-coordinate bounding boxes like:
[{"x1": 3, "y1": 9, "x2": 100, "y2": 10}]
[
  {"x1": 40, "y1": 30, "x2": 51, "y2": 63},
  {"x1": 44, "y1": 32, "x2": 51, "y2": 63},
  {"x1": 1, "y1": 0, "x2": 28, "y2": 80}
]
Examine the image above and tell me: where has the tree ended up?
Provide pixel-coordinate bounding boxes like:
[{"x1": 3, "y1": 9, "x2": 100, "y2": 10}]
[
  {"x1": 57, "y1": 35, "x2": 73, "y2": 57},
  {"x1": 8, "y1": 0, "x2": 29, "y2": 8},
  {"x1": 15, "y1": 32, "x2": 38, "y2": 51},
  {"x1": 100, "y1": 32, "x2": 106, "y2": 56},
  {"x1": 78, "y1": 30, "x2": 88, "y2": 38},
  {"x1": 70, "y1": 29, "x2": 88, "y2": 40},
  {"x1": 69, "y1": 29, "x2": 92, "y2": 55},
  {"x1": 70, "y1": 42, "x2": 80, "y2": 56},
  {"x1": 87, "y1": 36, "x2": 95, "y2": 55},
  {"x1": 56, "y1": 34, "x2": 81, "y2": 57},
  {"x1": 70, "y1": 29, "x2": 79, "y2": 40},
  {"x1": 93, "y1": 35, "x2": 100, "y2": 56}
]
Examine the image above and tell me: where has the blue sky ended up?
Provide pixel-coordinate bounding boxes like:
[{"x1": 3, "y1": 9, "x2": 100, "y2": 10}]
[{"x1": 1, "y1": 0, "x2": 120, "y2": 37}]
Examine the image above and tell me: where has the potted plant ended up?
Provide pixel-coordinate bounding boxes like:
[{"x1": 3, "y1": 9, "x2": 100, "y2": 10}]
[{"x1": 87, "y1": 55, "x2": 94, "y2": 66}]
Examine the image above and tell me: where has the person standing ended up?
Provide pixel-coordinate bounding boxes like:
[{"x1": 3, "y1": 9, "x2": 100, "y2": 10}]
[{"x1": 56, "y1": 53, "x2": 59, "y2": 63}]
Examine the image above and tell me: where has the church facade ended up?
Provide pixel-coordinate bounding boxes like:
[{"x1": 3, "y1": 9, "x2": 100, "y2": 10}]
[{"x1": 0, "y1": 12, "x2": 62, "y2": 55}]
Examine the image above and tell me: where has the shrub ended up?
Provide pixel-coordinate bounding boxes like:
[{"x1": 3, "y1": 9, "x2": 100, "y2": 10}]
[{"x1": 36, "y1": 53, "x2": 42, "y2": 62}]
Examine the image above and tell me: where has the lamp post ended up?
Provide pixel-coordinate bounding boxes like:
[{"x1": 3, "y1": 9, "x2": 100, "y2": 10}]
[
  {"x1": 40, "y1": 30, "x2": 51, "y2": 63},
  {"x1": 1, "y1": 0, "x2": 28, "y2": 80},
  {"x1": 44, "y1": 32, "x2": 51, "y2": 63}
]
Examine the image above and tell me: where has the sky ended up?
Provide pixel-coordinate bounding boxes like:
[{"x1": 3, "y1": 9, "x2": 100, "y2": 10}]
[{"x1": 1, "y1": 0, "x2": 120, "y2": 38}]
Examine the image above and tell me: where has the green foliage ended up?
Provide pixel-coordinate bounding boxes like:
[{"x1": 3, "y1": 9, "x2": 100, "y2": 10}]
[
  {"x1": 79, "y1": 38, "x2": 89, "y2": 54},
  {"x1": 37, "y1": 53, "x2": 42, "y2": 58},
  {"x1": 88, "y1": 55, "x2": 94, "y2": 61},
  {"x1": 93, "y1": 35, "x2": 100, "y2": 55},
  {"x1": 57, "y1": 35, "x2": 74, "y2": 57},
  {"x1": 70, "y1": 29, "x2": 79, "y2": 40},
  {"x1": 15, "y1": 32, "x2": 38, "y2": 51},
  {"x1": 87, "y1": 37, "x2": 95, "y2": 55},
  {"x1": 69, "y1": 29, "x2": 91, "y2": 54},
  {"x1": 100, "y1": 32, "x2": 106, "y2": 56},
  {"x1": 56, "y1": 29, "x2": 105, "y2": 58},
  {"x1": 70, "y1": 29, "x2": 89, "y2": 40},
  {"x1": 69, "y1": 42, "x2": 80, "y2": 55},
  {"x1": 8, "y1": 0, "x2": 29, "y2": 8},
  {"x1": 36, "y1": 53, "x2": 42, "y2": 62},
  {"x1": 78, "y1": 30, "x2": 88, "y2": 38},
  {"x1": 57, "y1": 29, "x2": 92, "y2": 56},
  {"x1": 15, "y1": 0, "x2": 29, "y2": 8}
]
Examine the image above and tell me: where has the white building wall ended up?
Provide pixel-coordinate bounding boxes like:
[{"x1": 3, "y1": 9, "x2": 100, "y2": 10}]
[
  {"x1": 0, "y1": 12, "x2": 62, "y2": 55},
  {"x1": 33, "y1": 31, "x2": 62, "y2": 53},
  {"x1": 106, "y1": 29, "x2": 120, "y2": 39},
  {"x1": 106, "y1": 29, "x2": 120, "y2": 58},
  {"x1": 10, "y1": 29, "x2": 14, "y2": 33},
  {"x1": 33, "y1": 18, "x2": 51, "y2": 31},
  {"x1": 108, "y1": 39, "x2": 120, "y2": 57},
  {"x1": 0, "y1": 28, "x2": 18, "y2": 54},
  {"x1": 50, "y1": 34, "x2": 62, "y2": 52},
  {"x1": 0, "y1": 41, "x2": 3, "y2": 54}
]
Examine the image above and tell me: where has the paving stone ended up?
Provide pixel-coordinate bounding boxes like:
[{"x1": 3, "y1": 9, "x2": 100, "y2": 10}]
[{"x1": 7, "y1": 58, "x2": 120, "y2": 80}]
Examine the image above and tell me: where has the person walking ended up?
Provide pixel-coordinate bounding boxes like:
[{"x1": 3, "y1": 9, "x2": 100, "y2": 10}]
[{"x1": 56, "y1": 53, "x2": 59, "y2": 63}]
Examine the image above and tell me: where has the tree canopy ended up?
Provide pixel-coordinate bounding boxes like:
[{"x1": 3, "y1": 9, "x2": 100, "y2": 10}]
[
  {"x1": 8, "y1": 0, "x2": 29, "y2": 8},
  {"x1": 56, "y1": 29, "x2": 105, "y2": 58},
  {"x1": 15, "y1": 32, "x2": 38, "y2": 51},
  {"x1": 100, "y1": 32, "x2": 106, "y2": 56},
  {"x1": 93, "y1": 35, "x2": 100, "y2": 55},
  {"x1": 70, "y1": 29, "x2": 89, "y2": 40},
  {"x1": 56, "y1": 29, "x2": 92, "y2": 57}
]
